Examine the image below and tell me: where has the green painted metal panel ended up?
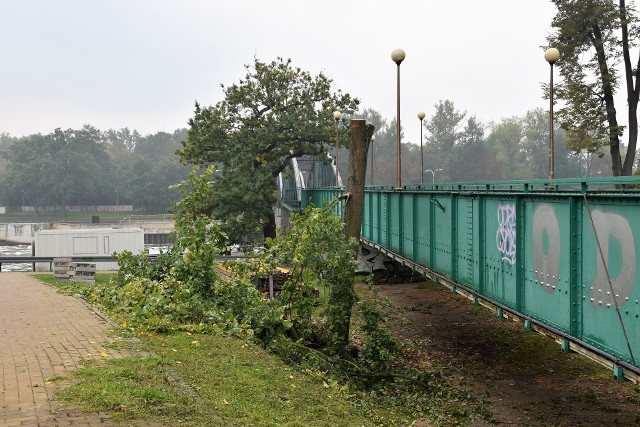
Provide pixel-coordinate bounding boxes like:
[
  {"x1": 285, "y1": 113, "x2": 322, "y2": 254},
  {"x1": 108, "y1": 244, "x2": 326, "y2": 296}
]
[
  {"x1": 402, "y1": 195, "x2": 415, "y2": 259},
  {"x1": 456, "y1": 197, "x2": 477, "y2": 288},
  {"x1": 580, "y1": 201, "x2": 640, "y2": 363},
  {"x1": 432, "y1": 195, "x2": 452, "y2": 276},
  {"x1": 414, "y1": 194, "x2": 431, "y2": 267},
  {"x1": 362, "y1": 191, "x2": 372, "y2": 241},
  {"x1": 522, "y1": 200, "x2": 572, "y2": 333},
  {"x1": 380, "y1": 192, "x2": 390, "y2": 248},
  {"x1": 388, "y1": 193, "x2": 402, "y2": 253}
]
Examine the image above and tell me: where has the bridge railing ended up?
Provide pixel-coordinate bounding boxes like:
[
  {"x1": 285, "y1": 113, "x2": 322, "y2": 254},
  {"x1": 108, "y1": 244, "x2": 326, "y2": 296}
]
[{"x1": 302, "y1": 176, "x2": 640, "y2": 372}]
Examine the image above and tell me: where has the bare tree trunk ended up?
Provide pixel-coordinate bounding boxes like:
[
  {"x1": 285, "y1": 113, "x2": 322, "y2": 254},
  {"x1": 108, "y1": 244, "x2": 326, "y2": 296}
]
[
  {"x1": 329, "y1": 118, "x2": 374, "y2": 352},
  {"x1": 343, "y1": 119, "x2": 373, "y2": 241},
  {"x1": 620, "y1": 0, "x2": 639, "y2": 175},
  {"x1": 591, "y1": 24, "x2": 623, "y2": 176},
  {"x1": 263, "y1": 210, "x2": 277, "y2": 240}
]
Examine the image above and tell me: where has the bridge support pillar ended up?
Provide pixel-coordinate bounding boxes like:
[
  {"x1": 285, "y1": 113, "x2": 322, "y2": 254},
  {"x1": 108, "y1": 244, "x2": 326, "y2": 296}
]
[
  {"x1": 613, "y1": 364, "x2": 625, "y2": 382},
  {"x1": 524, "y1": 319, "x2": 533, "y2": 332}
]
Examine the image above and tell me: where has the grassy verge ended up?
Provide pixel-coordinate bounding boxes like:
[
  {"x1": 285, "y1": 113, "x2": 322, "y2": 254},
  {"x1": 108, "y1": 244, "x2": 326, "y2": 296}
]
[
  {"x1": 55, "y1": 333, "x2": 380, "y2": 426},
  {"x1": 35, "y1": 274, "x2": 405, "y2": 425},
  {"x1": 36, "y1": 273, "x2": 490, "y2": 426}
]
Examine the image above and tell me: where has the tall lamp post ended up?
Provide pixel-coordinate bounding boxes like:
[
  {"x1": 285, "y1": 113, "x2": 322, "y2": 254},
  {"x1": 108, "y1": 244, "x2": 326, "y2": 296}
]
[
  {"x1": 544, "y1": 47, "x2": 560, "y2": 180},
  {"x1": 418, "y1": 111, "x2": 426, "y2": 184},
  {"x1": 425, "y1": 168, "x2": 443, "y2": 184},
  {"x1": 391, "y1": 48, "x2": 405, "y2": 189},
  {"x1": 333, "y1": 110, "x2": 342, "y2": 187},
  {"x1": 369, "y1": 135, "x2": 375, "y2": 185}
]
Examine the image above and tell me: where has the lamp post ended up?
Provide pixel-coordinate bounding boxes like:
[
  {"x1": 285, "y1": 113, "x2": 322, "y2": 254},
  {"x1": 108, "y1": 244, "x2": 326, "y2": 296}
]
[
  {"x1": 115, "y1": 189, "x2": 119, "y2": 210},
  {"x1": 333, "y1": 110, "x2": 342, "y2": 187},
  {"x1": 544, "y1": 47, "x2": 560, "y2": 180},
  {"x1": 425, "y1": 168, "x2": 443, "y2": 184},
  {"x1": 369, "y1": 135, "x2": 375, "y2": 185},
  {"x1": 418, "y1": 111, "x2": 426, "y2": 184},
  {"x1": 391, "y1": 48, "x2": 405, "y2": 189}
]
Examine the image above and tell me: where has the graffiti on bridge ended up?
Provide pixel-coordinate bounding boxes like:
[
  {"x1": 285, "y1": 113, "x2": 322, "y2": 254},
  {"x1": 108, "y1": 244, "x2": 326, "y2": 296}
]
[{"x1": 496, "y1": 203, "x2": 517, "y2": 265}]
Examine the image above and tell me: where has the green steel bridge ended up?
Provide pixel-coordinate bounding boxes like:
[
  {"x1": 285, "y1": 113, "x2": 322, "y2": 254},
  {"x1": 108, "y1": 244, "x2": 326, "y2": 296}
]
[{"x1": 298, "y1": 176, "x2": 640, "y2": 382}]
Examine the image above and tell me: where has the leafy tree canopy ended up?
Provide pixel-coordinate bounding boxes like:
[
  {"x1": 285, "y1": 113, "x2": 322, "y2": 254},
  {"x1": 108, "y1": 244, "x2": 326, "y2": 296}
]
[
  {"x1": 178, "y1": 57, "x2": 359, "y2": 243},
  {"x1": 547, "y1": 0, "x2": 639, "y2": 175}
]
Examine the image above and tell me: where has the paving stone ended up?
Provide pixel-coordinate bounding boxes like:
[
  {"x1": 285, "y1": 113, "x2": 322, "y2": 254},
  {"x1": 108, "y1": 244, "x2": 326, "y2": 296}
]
[{"x1": 0, "y1": 273, "x2": 159, "y2": 426}]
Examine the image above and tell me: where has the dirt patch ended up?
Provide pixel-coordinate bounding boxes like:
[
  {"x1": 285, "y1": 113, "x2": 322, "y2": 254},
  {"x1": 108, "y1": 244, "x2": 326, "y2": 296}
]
[{"x1": 373, "y1": 280, "x2": 640, "y2": 426}]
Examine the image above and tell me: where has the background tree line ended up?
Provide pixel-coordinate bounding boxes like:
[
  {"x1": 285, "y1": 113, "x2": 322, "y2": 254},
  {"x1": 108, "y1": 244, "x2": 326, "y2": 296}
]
[
  {"x1": 0, "y1": 126, "x2": 190, "y2": 214},
  {"x1": 0, "y1": 99, "x2": 626, "y2": 219},
  {"x1": 349, "y1": 102, "x2": 620, "y2": 186}
]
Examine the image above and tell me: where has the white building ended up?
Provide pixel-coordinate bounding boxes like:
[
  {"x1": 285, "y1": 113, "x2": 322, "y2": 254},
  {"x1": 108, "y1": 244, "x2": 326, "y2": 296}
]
[{"x1": 34, "y1": 227, "x2": 145, "y2": 271}]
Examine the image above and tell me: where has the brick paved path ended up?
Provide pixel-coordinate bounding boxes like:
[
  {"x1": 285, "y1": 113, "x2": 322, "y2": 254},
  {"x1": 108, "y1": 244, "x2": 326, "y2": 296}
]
[{"x1": 0, "y1": 273, "x2": 159, "y2": 426}]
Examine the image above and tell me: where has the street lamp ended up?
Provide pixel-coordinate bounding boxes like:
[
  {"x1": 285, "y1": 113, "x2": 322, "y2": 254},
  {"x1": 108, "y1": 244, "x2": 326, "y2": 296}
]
[
  {"x1": 425, "y1": 168, "x2": 443, "y2": 184},
  {"x1": 333, "y1": 110, "x2": 342, "y2": 187},
  {"x1": 115, "y1": 189, "x2": 119, "y2": 210},
  {"x1": 391, "y1": 48, "x2": 405, "y2": 189},
  {"x1": 544, "y1": 47, "x2": 560, "y2": 180},
  {"x1": 418, "y1": 111, "x2": 426, "y2": 184},
  {"x1": 369, "y1": 135, "x2": 376, "y2": 185}
]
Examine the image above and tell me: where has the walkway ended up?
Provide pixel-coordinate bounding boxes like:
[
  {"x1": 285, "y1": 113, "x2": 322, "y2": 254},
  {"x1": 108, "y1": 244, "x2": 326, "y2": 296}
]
[{"x1": 0, "y1": 272, "x2": 156, "y2": 426}]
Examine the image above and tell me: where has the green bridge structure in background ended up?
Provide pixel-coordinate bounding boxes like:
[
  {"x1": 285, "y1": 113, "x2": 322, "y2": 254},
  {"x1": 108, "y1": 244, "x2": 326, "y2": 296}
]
[{"x1": 301, "y1": 176, "x2": 640, "y2": 381}]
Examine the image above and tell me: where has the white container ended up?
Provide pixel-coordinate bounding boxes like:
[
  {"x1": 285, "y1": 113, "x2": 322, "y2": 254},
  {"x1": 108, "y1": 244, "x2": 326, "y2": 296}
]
[{"x1": 34, "y1": 227, "x2": 144, "y2": 271}]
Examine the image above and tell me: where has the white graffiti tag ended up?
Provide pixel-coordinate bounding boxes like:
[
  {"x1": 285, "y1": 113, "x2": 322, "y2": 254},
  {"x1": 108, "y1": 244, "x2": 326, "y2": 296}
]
[{"x1": 496, "y1": 203, "x2": 517, "y2": 265}]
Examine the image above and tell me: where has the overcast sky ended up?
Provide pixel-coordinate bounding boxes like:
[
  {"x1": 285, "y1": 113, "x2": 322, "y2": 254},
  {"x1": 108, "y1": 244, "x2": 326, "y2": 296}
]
[{"x1": 0, "y1": 1, "x2": 557, "y2": 146}]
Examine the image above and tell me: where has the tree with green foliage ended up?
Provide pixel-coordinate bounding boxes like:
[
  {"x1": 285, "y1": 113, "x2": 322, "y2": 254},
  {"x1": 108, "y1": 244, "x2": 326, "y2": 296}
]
[
  {"x1": 547, "y1": 0, "x2": 639, "y2": 175},
  {"x1": 448, "y1": 116, "x2": 487, "y2": 182},
  {"x1": 178, "y1": 57, "x2": 358, "y2": 244},
  {"x1": 0, "y1": 133, "x2": 51, "y2": 214},
  {"x1": 424, "y1": 100, "x2": 467, "y2": 182}
]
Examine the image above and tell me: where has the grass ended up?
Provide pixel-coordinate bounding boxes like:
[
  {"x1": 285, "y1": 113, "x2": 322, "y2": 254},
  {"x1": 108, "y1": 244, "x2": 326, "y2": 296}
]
[
  {"x1": 36, "y1": 273, "x2": 492, "y2": 426},
  {"x1": 35, "y1": 273, "x2": 410, "y2": 426},
  {"x1": 55, "y1": 333, "x2": 380, "y2": 426}
]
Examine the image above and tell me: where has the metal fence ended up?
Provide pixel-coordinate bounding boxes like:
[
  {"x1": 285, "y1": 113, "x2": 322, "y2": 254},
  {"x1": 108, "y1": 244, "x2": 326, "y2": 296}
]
[{"x1": 302, "y1": 177, "x2": 640, "y2": 373}]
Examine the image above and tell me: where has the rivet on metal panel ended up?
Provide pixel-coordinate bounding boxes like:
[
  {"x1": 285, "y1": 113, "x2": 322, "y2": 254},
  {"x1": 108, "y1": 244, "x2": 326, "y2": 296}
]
[
  {"x1": 590, "y1": 298, "x2": 594, "y2": 302},
  {"x1": 607, "y1": 304, "x2": 611, "y2": 308},
  {"x1": 598, "y1": 301, "x2": 602, "y2": 305}
]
